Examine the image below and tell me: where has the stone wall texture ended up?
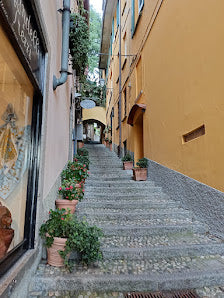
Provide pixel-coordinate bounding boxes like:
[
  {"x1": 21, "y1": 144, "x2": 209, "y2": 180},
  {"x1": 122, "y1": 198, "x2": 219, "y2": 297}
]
[{"x1": 148, "y1": 159, "x2": 224, "y2": 239}]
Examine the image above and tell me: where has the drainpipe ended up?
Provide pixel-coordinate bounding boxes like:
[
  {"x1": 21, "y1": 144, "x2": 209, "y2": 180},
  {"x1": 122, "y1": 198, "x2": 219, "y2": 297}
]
[
  {"x1": 53, "y1": 0, "x2": 71, "y2": 90},
  {"x1": 118, "y1": 0, "x2": 122, "y2": 157}
]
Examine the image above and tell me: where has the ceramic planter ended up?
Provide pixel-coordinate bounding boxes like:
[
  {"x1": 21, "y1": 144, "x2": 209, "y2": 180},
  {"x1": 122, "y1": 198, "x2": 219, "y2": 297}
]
[
  {"x1": 77, "y1": 141, "x2": 84, "y2": 149},
  {"x1": 55, "y1": 199, "x2": 78, "y2": 214},
  {"x1": 123, "y1": 161, "x2": 133, "y2": 170},
  {"x1": 47, "y1": 237, "x2": 67, "y2": 267},
  {"x1": 133, "y1": 168, "x2": 147, "y2": 181}
]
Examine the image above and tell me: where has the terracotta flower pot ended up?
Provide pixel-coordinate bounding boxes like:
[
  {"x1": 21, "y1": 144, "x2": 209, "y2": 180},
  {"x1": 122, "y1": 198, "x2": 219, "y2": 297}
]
[
  {"x1": 78, "y1": 142, "x2": 84, "y2": 149},
  {"x1": 133, "y1": 168, "x2": 147, "y2": 181},
  {"x1": 109, "y1": 143, "x2": 112, "y2": 151},
  {"x1": 47, "y1": 237, "x2": 67, "y2": 267},
  {"x1": 123, "y1": 161, "x2": 133, "y2": 170},
  {"x1": 0, "y1": 228, "x2": 14, "y2": 259},
  {"x1": 55, "y1": 199, "x2": 78, "y2": 214}
]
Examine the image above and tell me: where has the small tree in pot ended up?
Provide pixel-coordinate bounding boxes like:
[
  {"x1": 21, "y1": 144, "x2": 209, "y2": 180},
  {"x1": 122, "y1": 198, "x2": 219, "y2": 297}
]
[
  {"x1": 122, "y1": 154, "x2": 133, "y2": 170},
  {"x1": 133, "y1": 157, "x2": 148, "y2": 181}
]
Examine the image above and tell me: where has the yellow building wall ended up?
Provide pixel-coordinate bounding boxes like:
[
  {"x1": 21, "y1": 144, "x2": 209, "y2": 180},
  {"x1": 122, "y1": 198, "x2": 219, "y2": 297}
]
[
  {"x1": 83, "y1": 107, "x2": 106, "y2": 125},
  {"x1": 105, "y1": 0, "x2": 224, "y2": 191},
  {"x1": 142, "y1": 0, "x2": 224, "y2": 191}
]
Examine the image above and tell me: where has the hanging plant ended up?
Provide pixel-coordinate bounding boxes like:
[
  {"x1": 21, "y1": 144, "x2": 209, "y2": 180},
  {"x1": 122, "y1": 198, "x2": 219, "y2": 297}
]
[{"x1": 69, "y1": 13, "x2": 89, "y2": 77}]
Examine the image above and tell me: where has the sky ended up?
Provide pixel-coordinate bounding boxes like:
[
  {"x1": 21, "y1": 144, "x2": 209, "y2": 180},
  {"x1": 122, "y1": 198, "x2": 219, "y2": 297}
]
[{"x1": 90, "y1": 0, "x2": 103, "y2": 16}]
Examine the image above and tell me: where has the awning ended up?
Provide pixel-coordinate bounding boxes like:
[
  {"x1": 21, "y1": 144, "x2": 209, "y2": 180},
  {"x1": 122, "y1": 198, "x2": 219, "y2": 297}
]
[{"x1": 127, "y1": 104, "x2": 146, "y2": 126}]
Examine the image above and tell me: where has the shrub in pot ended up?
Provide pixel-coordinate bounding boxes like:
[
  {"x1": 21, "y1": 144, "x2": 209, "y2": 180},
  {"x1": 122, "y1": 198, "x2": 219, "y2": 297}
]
[
  {"x1": 40, "y1": 209, "x2": 103, "y2": 270},
  {"x1": 77, "y1": 147, "x2": 89, "y2": 157},
  {"x1": 74, "y1": 154, "x2": 90, "y2": 170},
  {"x1": 121, "y1": 154, "x2": 133, "y2": 170},
  {"x1": 109, "y1": 140, "x2": 112, "y2": 151},
  {"x1": 61, "y1": 160, "x2": 89, "y2": 185},
  {"x1": 56, "y1": 179, "x2": 84, "y2": 213},
  {"x1": 133, "y1": 157, "x2": 148, "y2": 181}
]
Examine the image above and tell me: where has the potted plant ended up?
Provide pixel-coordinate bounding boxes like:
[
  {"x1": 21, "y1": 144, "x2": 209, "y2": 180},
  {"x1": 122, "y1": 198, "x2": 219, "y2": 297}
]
[
  {"x1": 56, "y1": 179, "x2": 84, "y2": 213},
  {"x1": 133, "y1": 157, "x2": 148, "y2": 181},
  {"x1": 105, "y1": 137, "x2": 109, "y2": 148},
  {"x1": 77, "y1": 148, "x2": 89, "y2": 157},
  {"x1": 74, "y1": 154, "x2": 90, "y2": 170},
  {"x1": 61, "y1": 160, "x2": 89, "y2": 185},
  {"x1": 122, "y1": 154, "x2": 133, "y2": 170},
  {"x1": 40, "y1": 209, "x2": 103, "y2": 269},
  {"x1": 109, "y1": 139, "x2": 112, "y2": 151}
]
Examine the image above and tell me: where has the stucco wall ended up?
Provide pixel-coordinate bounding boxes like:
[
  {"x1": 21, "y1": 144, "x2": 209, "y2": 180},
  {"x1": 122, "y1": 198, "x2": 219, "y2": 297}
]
[
  {"x1": 83, "y1": 107, "x2": 106, "y2": 125},
  {"x1": 105, "y1": 0, "x2": 224, "y2": 192}
]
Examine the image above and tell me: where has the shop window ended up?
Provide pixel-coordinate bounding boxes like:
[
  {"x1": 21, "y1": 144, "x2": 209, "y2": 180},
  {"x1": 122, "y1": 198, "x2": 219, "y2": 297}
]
[{"x1": 0, "y1": 25, "x2": 34, "y2": 261}]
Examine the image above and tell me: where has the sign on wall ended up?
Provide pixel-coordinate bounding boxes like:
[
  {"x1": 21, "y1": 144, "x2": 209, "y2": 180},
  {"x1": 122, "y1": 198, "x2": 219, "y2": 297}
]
[{"x1": 0, "y1": 0, "x2": 45, "y2": 91}]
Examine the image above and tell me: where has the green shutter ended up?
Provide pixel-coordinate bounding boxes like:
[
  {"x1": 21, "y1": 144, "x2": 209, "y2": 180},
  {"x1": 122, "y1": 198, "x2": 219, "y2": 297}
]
[
  {"x1": 131, "y1": 0, "x2": 135, "y2": 37},
  {"x1": 117, "y1": 0, "x2": 119, "y2": 27},
  {"x1": 112, "y1": 18, "x2": 114, "y2": 41}
]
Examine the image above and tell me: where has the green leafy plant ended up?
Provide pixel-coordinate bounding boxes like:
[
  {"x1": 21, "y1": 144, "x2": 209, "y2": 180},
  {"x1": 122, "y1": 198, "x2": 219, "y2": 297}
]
[
  {"x1": 61, "y1": 161, "x2": 89, "y2": 184},
  {"x1": 70, "y1": 13, "x2": 89, "y2": 77},
  {"x1": 104, "y1": 137, "x2": 109, "y2": 142},
  {"x1": 58, "y1": 179, "x2": 84, "y2": 201},
  {"x1": 109, "y1": 140, "x2": 112, "y2": 144},
  {"x1": 136, "y1": 157, "x2": 148, "y2": 168},
  {"x1": 77, "y1": 147, "x2": 89, "y2": 156},
  {"x1": 74, "y1": 154, "x2": 90, "y2": 170},
  {"x1": 40, "y1": 209, "x2": 103, "y2": 269},
  {"x1": 122, "y1": 154, "x2": 133, "y2": 162}
]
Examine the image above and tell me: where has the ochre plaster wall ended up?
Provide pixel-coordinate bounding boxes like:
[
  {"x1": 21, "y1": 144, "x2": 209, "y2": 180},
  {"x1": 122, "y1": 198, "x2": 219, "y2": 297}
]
[
  {"x1": 105, "y1": 0, "x2": 224, "y2": 191},
  {"x1": 83, "y1": 107, "x2": 106, "y2": 125}
]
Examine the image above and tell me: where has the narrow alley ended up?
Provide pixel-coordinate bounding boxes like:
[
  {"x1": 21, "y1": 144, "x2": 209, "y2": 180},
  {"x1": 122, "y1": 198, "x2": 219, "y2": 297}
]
[{"x1": 29, "y1": 144, "x2": 224, "y2": 297}]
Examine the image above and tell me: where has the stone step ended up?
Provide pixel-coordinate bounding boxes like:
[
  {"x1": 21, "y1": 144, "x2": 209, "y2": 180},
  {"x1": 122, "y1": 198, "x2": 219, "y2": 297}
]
[
  {"x1": 101, "y1": 231, "x2": 222, "y2": 249},
  {"x1": 85, "y1": 184, "x2": 156, "y2": 191},
  {"x1": 87, "y1": 176, "x2": 132, "y2": 181},
  {"x1": 101, "y1": 243, "x2": 224, "y2": 260},
  {"x1": 84, "y1": 217, "x2": 199, "y2": 228},
  {"x1": 77, "y1": 210, "x2": 191, "y2": 220},
  {"x1": 99, "y1": 224, "x2": 207, "y2": 236},
  {"x1": 31, "y1": 255, "x2": 224, "y2": 292},
  {"x1": 85, "y1": 180, "x2": 155, "y2": 187},
  {"x1": 82, "y1": 193, "x2": 169, "y2": 201},
  {"x1": 84, "y1": 188, "x2": 162, "y2": 196},
  {"x1": 78, "y1": 200, "x2": 180, "y2": 210}
]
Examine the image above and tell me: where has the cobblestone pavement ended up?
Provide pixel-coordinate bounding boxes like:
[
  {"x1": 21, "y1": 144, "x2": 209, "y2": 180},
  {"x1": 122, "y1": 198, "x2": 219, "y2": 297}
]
[{"x1": 29, "y1": 144, "x2": 224, "y2": 297}]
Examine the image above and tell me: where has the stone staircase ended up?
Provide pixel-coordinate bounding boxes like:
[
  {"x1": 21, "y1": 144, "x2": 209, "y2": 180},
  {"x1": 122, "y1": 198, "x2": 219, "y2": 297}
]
[{"x1": 29, "y1": 144, "x2": 224, "y2": 296}]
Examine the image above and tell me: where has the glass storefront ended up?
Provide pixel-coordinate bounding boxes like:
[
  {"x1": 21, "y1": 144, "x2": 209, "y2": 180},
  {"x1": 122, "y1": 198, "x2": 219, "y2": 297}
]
[{"x1": 0, "y1": 24, "x2": 34, "y2": 259}]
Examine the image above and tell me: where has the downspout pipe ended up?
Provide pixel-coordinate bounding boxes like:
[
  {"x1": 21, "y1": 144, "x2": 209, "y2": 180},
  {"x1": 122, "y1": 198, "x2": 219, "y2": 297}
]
[{"x1": 53, "y1": 0, "x2": 71, "y2": 90}]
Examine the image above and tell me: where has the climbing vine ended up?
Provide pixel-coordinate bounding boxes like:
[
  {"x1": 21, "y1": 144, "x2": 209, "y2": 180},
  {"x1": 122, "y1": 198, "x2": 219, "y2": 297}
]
[{"x1": 69, "y1": 12, "x2": 89, "y2": 77}]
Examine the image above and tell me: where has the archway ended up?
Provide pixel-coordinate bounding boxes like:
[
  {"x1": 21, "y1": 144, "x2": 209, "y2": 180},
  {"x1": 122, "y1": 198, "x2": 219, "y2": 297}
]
[{"x1": 83, "y1": 119, "x2": 105, "y2": 143}]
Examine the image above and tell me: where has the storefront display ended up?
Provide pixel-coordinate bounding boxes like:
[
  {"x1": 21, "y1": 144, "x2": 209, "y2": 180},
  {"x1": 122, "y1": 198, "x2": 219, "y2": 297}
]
[{"x1": 0, "y1": 0, "x2": 45, "y2": 274}]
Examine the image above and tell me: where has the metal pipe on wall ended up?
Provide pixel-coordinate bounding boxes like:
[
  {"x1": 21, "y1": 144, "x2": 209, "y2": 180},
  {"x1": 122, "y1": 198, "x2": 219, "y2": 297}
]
[
  {"x1": 118, "y1": 0, "x2": 122, "y2": 157},
  {"x1": 53, "y1": 0, "x2": 71, "y2": 90}
]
